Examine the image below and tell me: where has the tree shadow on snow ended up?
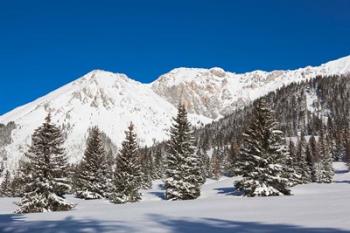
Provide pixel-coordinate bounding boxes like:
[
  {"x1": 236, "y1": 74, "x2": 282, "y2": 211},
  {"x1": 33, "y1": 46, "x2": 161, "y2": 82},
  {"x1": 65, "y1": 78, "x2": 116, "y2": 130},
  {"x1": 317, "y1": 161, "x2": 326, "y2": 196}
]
[
  {"x1": 335, "y1": 180, "x2": 350, "y2": 184},
  {"x1": 335, "y1": 169, "x2": 349, "y2": 174},
  {"x1": 148, "y1": 191, "x2": 166, "y2": 200},
  {"x1": 214, "y1": 187, "x2": 243, "y2": 196},
  {"x1": 1, "y1": 213, "x2": 349, "y2": 233},
  {"x1": 0, "y1": 214, "x2": 132, "y2": 233},
  {"x1": 148, "y1": 214, "x2": 350, "y2": 233}
]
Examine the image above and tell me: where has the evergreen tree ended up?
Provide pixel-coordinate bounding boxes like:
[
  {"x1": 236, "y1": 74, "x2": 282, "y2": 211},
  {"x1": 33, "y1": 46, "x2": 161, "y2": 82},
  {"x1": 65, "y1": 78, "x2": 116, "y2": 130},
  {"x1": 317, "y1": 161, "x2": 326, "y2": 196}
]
[
  {"x1": 0, "y1": 170, "x2": 11, "y2": 197},
  {"x1": 295, "y1": 136, "x2": 312, "y2": 183},
  {"x1": 317, "y1": 128, "x2": 334, "y2": 183},
  {"x1": 153, "y1": 147, "x2": 164, "y2": 179},
  {"x1": 10, "y1": 160, "x2": 31, "y2": 197},
  {"x1": 139, "y1": 148, "x2": 154, "y2": 189},
  {"x1": 16, "y1": 114, "x2": 73, "y2": 213},
  {"x1": 196, "y1": 149, "x2": 210, "y2": 184},
  {"x1": 210, "y1": 148, "x2": 223, "y2": 180},
  {"x1": 309, "y1": 136, "x2": 320, "y2": 182},
  {"x1": 234, "y1": 99, "x2": 291, "y2": 197},
  {"x1": 305, "y1": 143, "x2": 316, "y2": 182},
  {"x1": 333, "y1": 132, "x2": 345, "y2": 161},
  {"x1": 223, "y1": 142, "x2": 239, "y2": 177},
  {"x1": 165, "y1": 104, "x2": 201, "y2": 200},
  {"x1": 75, "y1": 126, "x2": 111, "y2": 200},
  {"x1": 111, "y1": 123, "x2": 142, "y2": 204},
  {"x1": 285, "y1": 140, "x2": 302, "y2": 186}
]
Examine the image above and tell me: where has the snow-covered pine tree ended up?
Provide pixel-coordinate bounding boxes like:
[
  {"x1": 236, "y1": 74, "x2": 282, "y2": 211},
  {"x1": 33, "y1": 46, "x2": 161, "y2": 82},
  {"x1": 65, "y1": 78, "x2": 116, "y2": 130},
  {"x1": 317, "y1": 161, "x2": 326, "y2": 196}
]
[
  {"x1": 165, "y1": 104, "x2": 201, "y2": 200},
  {"x1": 234, "y1": 98, "x2": 291, "y2": 197},
  {"x1": 308, "y1": 136, "x2": 318, "y2": 182},
  {"x1": 139, "y1": 148, "x2": 154, "y2": 189},
  {"x1": 74, "y1": 126, "x2": 111, "y2": 200},
  {"x1": 295, "y1": 135, "x2": 312, "y2": 183},
  {"x1": 223, "y1": 142, "x2": 240, "y2": 177},
  {"x1": 0, "y1": 170, "x2": 11, "y2": 197},
  {"x1": 305, "y1": 143, "x2": 317, "y2": 183},
  {"x1": 153, "y1": 147, "x2": 164, "y2": 179},
  {"x1": 191, "y1": 148, "x2": 206, "y2": 185},
  {"x1": 196, "y1": 149, "x2": 210, "y2": 184},
  {"x1": 317, "y1": 128, "x2": 334, "y2": 183},
  {"x1": 332, "y1": 132, "x2": 345, "y2": 161},
  {"x1": 16, "y1": 114, "x2": 73, "y2": 213},
  {"x1": 285, "y1": 140, "x2": 302, "y2": 186},
  {"x1": 111, "y1": 122, "x2": 142, "y2": 204},
  {"x1": 210, "y1": 148, "x2": 223, "y2": 180}
]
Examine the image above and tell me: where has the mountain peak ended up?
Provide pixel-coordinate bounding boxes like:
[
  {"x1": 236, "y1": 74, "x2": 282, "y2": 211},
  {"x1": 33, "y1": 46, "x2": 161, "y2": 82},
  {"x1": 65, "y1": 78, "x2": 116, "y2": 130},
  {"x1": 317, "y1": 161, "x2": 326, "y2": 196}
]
[{"x1": 74, "y1": 69, "x2": 135, "y2": 86}]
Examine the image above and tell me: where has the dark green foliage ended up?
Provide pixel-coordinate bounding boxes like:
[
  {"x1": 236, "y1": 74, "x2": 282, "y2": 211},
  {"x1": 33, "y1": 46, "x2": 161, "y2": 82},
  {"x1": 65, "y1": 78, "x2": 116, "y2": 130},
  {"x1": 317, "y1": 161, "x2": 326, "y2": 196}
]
[
  {"x1": 194, "y1": 75, "x2": 350, "y2": 163},
  {"x1": 234, "y1": 99, "x2": 291, "y2": 197},
  {"x1": 111, "y1": 123, "x2": 142, "y2": 204},
  {"x1": 165, "y1": 104, "x2": 201, "y2": 200},
  {"x1": 74, "y1": 126, "x2": 111, "y2": 200},
  {"x1": 16, "y1": 114, "x2": 73, "y2": 213},
  {"x1": 210, "y1": 148, "x2": 224, "y2": 180}
]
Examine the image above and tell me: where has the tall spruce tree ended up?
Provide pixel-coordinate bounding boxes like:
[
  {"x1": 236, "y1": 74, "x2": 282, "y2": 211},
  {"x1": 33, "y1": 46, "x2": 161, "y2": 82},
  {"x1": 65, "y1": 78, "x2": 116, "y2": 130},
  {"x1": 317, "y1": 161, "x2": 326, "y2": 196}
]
[
  {"x1": 286, "y1": 140, "x2": 302, "y2": 186},
  {"x1": 153, "y1": 147, "x2": 164, "y2": 179},
  {"x1": 296, "y1": 135, "x2": 312, "y2": 183},
  {"x1": 307, "y1": 136, "x2": 319, "y2": 182},
  {"x1": 210, "y1": 148, "x2": 223, "y2": 180},
  {"x1": 224, "y1": 142, "x2": 240, "y2": 177},
  {"x1": 75, "y1": 126, "x2": 111, "y2": 199},
  {"x1": 139, "y1": 148, "x2": 154, "y2": 189},
  {"x1": 234, "y1": 99, "x2": 291, "y2": 197},
  {"x1": 196, "y1": 149, "x2": 210, "y2": 184},
  {"x1": 16, "y1": 114, "x2": 73, "y2": 213},
  {"x1": 165, "y1": 104, "x2": 201, "y2": 200},
  {"x1": 318, "y1": 128, "x2": 334, "y2": 183},
  {"x1": 111, "y1": 122, "x2": 142, "y2": 204}
]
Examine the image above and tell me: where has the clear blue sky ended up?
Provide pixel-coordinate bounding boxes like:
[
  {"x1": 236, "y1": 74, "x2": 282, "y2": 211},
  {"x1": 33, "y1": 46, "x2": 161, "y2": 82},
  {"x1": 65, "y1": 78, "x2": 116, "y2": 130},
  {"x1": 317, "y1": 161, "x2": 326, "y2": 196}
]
[{"x1": 1, "y1": 0, "x2": 350, "y2": 115}]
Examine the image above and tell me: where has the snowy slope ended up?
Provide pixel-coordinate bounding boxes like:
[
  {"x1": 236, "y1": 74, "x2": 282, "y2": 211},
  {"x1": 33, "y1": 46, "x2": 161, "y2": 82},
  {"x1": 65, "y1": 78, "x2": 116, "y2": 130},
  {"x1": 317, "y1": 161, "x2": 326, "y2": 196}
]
[
  {"x1": 1, "y1": 55, "x2": 350, "y2": 172},
  {"x1": 0, "y1": 162, "x2": 349, "y2": 233}
]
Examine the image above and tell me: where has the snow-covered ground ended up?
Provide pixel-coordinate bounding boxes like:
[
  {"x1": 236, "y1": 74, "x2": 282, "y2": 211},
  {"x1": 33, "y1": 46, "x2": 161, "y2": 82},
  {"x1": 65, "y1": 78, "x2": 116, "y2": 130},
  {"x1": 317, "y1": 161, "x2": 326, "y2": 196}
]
[{"x1": 1, "y1": 162, "x2": 350, "y2": 233}]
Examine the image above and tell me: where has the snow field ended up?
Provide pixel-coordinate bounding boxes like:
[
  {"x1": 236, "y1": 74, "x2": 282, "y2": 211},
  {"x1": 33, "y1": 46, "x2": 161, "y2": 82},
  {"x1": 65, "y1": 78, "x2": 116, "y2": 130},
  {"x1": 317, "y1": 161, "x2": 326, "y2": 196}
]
[{"x1": 0, "y1": 162, "x2": 349, "y2": 233}]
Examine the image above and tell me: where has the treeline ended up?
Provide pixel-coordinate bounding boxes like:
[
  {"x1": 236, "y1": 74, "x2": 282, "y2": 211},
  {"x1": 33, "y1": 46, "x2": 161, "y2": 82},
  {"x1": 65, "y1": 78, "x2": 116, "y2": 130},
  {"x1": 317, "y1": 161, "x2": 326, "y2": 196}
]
[
  {"x1": 136, "y1": 75, "x2": 350, "y2": 182},
  {"x1": 195, "y1": 75, "x2": 350, "y2": 157}
]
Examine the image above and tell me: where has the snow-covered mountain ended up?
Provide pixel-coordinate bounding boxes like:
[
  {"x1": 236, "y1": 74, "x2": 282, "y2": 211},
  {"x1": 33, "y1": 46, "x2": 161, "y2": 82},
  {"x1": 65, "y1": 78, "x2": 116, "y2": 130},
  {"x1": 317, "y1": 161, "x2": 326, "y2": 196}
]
[
  {"x1": 0, "y1": 70, "x2": 212, "y2": 171},
  {"x1": 1, "y1": 55, "x2": 350, "y2": 171}
]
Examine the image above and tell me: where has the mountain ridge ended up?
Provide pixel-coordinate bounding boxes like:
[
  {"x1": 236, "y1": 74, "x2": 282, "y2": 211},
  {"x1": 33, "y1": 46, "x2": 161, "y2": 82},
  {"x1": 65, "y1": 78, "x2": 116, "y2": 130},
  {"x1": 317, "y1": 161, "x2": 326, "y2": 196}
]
[{"x1": 1, "y1": 55, "x2": 350, "y2": 172}]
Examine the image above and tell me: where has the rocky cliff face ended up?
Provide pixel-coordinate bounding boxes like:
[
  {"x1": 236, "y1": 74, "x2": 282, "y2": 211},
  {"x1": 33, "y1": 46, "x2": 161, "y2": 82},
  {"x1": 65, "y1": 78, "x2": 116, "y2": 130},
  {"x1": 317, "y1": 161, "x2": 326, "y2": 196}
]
[{"x1": 151, "y1": 56, "x2": 350, "y2": 119}]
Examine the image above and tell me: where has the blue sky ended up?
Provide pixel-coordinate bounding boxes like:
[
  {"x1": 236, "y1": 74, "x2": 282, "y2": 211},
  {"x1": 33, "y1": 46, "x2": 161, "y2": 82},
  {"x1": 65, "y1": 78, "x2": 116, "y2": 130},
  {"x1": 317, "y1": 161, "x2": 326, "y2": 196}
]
[{"x1": 0, "y1": 0, "x2": 350, "y2": 115}]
